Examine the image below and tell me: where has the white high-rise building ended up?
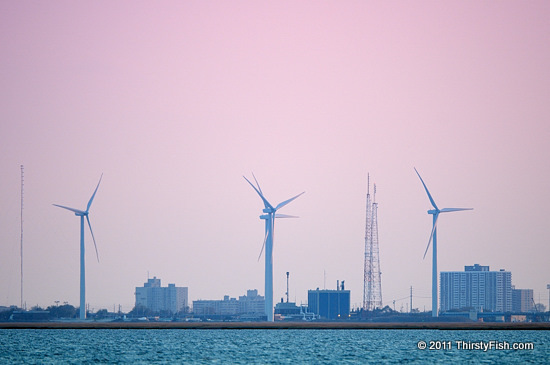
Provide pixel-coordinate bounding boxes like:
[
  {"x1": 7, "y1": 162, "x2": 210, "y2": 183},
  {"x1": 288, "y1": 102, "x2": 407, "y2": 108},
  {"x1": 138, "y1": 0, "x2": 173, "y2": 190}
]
[
  {"x1": 440, "y1": 264, "x2": 512, "y2": 313},
  {"x1": 135, "y1": 277, "x2": 188, "y2": 314}
]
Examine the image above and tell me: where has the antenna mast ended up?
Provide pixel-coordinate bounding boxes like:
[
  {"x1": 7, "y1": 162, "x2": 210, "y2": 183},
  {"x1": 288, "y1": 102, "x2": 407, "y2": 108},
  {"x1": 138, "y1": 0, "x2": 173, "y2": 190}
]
[
  {"x1": 20, "y1": 165, "x2": 24, "y2": 310},
  {"x1": 363, "y1": 174, "x2": 372, "y2": 311},
  {"x1": 363, "y1": 174, "x2": 382, "y2": 311}
]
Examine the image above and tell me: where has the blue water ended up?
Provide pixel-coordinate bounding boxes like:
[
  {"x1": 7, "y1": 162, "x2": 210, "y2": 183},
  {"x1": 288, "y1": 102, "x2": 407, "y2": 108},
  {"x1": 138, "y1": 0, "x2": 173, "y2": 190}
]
[{"x1": 0, "y1": 329, "x2": 548, "y2": 364}]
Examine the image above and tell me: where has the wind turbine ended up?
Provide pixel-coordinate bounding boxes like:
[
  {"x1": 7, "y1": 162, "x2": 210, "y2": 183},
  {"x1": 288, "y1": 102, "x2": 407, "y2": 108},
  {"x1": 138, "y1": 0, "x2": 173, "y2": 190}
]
[
  {"x1": 414, "y1": 168, "x2": 472, "y2": 317},
  {"x1": 53, "y1": 174, "x2": 102, "y2": 320},
  {"x1": 244, "y1": 174, "x2": 304, "y2": 322}
]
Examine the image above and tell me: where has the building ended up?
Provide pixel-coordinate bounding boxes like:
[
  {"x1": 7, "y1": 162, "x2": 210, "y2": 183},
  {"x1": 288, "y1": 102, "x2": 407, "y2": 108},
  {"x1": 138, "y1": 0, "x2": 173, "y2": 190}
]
[
  {"x1": 135, "y1": 277, "x2": 188, "y2": 314},
  {"x1": 512, "y1": 287, "x2": 534, "y2": 312},
  {"x1": 274, "y1": 300, "x2": 316, "y2": 321},
  {"x1": 10, "y1": 310, "x2": 50, "y2": 322},
  {"x1": 238, "y1": 289, "x2": 265, "y2": 314},
  {"x1": 192, "y1": 296, "x2": 239, "y2": 316},
  {"x1": 440, "y1": 264, "x2": 512, "y2": 313},
  {"x1": 307, "y1": 281, "x2": 350, "y2": 320},
  {"x1": 192, "y1": 289, "x2": 265, "y2": 317},
  {"x1": 275, "y1": 299, "x2": 301, "y2": 316}
]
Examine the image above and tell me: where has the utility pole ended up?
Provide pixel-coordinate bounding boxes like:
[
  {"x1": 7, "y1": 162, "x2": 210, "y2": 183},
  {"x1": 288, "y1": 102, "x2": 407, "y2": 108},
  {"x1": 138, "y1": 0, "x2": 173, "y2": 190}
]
[{"x1": 410, "y1": 286, "x2": 413, "y2": 313}]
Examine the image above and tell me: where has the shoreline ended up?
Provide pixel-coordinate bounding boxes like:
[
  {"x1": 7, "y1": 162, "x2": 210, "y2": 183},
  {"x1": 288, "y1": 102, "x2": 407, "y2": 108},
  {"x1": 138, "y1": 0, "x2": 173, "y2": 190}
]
[{"x1": 1, "y1": 321, "x2": 549, "y2": 330}]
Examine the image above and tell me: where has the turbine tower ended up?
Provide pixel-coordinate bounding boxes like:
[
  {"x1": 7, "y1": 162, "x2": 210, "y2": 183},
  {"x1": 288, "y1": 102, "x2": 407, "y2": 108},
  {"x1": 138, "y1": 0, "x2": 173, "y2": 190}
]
[
  {"x1": 53, "y1": 174, "x2": 102, "y2": 320},
  {"x1": 363, "y1": 174, "x2": 382, "y2": 311},
  {"x1": 414, "y1": 168, "x2": 472, "y2": 317},
  {"x1": 244, "y1": 174, "x2": 304, "y2": 322}
]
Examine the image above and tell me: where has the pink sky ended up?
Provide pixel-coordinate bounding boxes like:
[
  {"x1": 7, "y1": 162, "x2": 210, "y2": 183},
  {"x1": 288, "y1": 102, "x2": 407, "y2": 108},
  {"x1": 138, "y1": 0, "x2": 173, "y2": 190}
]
[{"x1": 1, "y1": 1, "x2": 549, "y2": 312}]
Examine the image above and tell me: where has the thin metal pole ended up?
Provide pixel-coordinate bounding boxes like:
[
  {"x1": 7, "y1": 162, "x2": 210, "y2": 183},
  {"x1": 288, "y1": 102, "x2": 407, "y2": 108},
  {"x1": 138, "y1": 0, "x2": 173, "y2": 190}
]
[{"x1": 410, "y1": 286, "x2": 413, "y2": 313}]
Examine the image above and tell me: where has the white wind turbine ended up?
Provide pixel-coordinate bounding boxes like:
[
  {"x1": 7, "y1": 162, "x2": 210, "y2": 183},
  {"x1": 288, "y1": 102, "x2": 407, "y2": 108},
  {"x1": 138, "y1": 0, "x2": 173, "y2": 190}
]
[
  {"x1": 53, "y1": 174, "x2": 102, "y2": 320},
  {"x1": 414, "y1": 168, "x2": 472, "y2": 317},
  {"x1": 244, "y1": 174, "x2": 304, "y2": 322}
]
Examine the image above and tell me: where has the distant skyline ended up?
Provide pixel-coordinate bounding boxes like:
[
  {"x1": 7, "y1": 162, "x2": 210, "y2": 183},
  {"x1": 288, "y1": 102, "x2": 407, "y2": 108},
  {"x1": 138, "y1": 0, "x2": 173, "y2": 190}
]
[{"x1": 1, "y1": 1, "x2": 549, "y2": 313}]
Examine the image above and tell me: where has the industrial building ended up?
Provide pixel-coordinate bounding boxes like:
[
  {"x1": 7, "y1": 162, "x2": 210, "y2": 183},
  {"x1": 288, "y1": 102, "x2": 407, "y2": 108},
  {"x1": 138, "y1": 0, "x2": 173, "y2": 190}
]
[
  {"x1": 440, "y1": 264, "x2": 512, "y2": 313},
  {"x1": 274, "y1": 300, "x2": 316, "y2": 321},
  {"x1": 135, "y1": 277, "x2": 188, "y2": 314},
  {"x1": 272, "y1": 272, "x2": 316, "y2": 321},
  {"x1": 192, "y1": 289, "x2": 265, "y2": 317},
  {"x1": 308, "y1": 281, "x2": 350, "y2": 320}
]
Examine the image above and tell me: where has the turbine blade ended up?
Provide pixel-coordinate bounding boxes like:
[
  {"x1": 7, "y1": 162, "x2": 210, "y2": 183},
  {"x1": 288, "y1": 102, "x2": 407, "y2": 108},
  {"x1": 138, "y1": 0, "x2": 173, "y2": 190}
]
[
  {"x1": 258, "y1": 229, "x2": 268, "y2": 262},
  {"x1": 243, "y1": 176, "x2": 273, "y2": 210},
  {"x1": 86, "y1": 174, "x2": 103, "y2": 212},
  {"x1": 252, "y1": 172, "x2": 263, "y2": 196},
  {"x1": 414, "y1": 168, "x2": 439, "y2": 211},
  {"x1": 86, "y1": 215, "x2": 100, "y2": 263},
  {"x1": 274, "y1": 214, "x2": 299, "y2": 218},
  {"x1": 53, "y1": 204, "x2": 86, "y2": 215},
  {"x1": 440, "y1": 207, "x2": 473, "y2": 213},
  {"x1": 275, "y1": 191, "x2": 305, "y2": 211},
  {"x1": 423, "y1": 214, "x2": 440, "y2": 260}
]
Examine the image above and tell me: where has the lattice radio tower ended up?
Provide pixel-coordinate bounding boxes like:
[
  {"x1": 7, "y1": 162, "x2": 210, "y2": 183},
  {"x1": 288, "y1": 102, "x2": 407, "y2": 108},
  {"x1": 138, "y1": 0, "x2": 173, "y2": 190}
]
[
  {"x1": 20, "y1": 165, "x2": 24, "y2": 310},
  {"x1": 363, "y1": 174, "x2": 382, "y2": 311}
]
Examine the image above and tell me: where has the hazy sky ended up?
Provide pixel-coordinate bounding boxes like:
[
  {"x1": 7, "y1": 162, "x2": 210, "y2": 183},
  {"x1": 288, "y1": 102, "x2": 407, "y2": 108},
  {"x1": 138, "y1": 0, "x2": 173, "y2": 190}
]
[{"x1": 1, "y1": 1, "x2": 549, "y2": 313}]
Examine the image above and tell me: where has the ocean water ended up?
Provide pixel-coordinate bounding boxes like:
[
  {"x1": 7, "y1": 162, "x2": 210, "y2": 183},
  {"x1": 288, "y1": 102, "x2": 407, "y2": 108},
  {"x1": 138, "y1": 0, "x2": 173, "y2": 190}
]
[{"x1": 0, "y1": 329, "x2": 548, "y2": 364}]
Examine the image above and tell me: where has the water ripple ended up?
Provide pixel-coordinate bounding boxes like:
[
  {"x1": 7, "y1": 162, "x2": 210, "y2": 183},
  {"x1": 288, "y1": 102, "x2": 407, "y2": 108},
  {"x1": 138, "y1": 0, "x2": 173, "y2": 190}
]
[{"x1": 0, "y1": 329, "x2": 547, "y2": 364}]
